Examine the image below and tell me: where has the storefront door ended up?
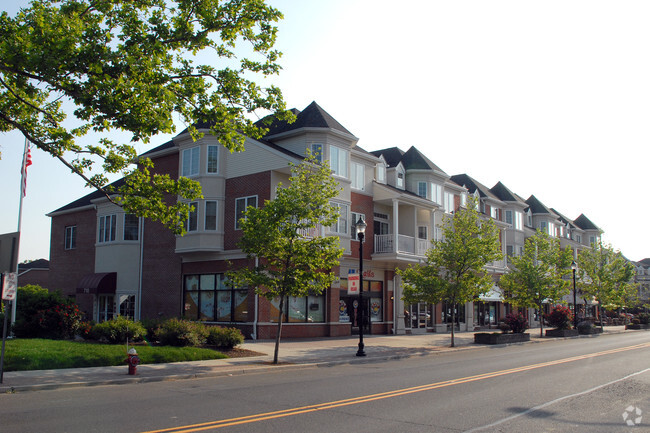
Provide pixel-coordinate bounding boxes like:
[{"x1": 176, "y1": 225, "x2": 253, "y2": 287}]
[
  {"x1": 341, "y1": 295, "x2": 370, "y2": 335},
  {"x1": 407, "y1": 302, "x2": 431, "y2": 332}
]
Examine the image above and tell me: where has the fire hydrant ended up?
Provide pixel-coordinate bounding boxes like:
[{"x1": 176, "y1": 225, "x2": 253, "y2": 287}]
[{"x1": 125, "y1": 348, "x2": 140, "y2": 375}]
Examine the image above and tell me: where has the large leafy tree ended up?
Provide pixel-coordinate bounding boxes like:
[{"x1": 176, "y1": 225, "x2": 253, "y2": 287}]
[
  {"x1": 227, "y1": 154, "x2": 343, "y2": 364},
  {"x1": 398, "y1": 197, "x2": 502, "y2": 347},
  {"x1": 578, "y1": 241, "x2": 637, "y2": 329},
  {"x1": 0, "y1": 0, "x2": 292, "y2": 233},
  {"x1": 499, "y1": 230, "x2": 574, "y2": 337}
]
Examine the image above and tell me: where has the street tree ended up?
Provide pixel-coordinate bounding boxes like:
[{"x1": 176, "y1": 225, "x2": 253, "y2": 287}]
[
  {"x1": 227, "y1": 154, "x2": 343, "y2": 364},
  {"x1": 578, "y1": 241, "x2": 637, "y2": 329},
  {"x1": 398, "y1": 197, "x2": 502, "y2": 347},
  {"x1": 0, "y1": 0, "x2": 292, "y2": 233},
  {"x1": 499, "y1": 230, "x2": 574, "y2": 337}
]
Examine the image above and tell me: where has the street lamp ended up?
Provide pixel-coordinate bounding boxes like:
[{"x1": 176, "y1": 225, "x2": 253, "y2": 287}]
[
  {"x1": 355, "y1": 216, "x2": 367, "y2": 357},
  {"x1": 571, "y1": 260, "x2": 578, "y2": 329}
]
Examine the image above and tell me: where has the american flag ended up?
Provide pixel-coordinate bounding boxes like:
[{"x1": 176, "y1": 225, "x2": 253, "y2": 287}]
[{"x1": 21, "y1": 138, "x2": 32, "y2": 197}]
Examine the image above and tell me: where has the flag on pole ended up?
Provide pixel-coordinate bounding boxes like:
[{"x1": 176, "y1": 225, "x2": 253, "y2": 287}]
[{"x1": 21, "y1": 138, "x2": 32, "y2": 197}]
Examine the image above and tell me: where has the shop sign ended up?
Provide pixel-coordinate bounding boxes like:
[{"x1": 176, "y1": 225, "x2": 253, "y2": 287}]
[{"x1": 347, "y1": 273, "x2": 359, "y2": 295}]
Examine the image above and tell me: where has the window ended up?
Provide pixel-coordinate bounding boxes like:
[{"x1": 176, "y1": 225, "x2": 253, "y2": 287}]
[
  {"x1": 182, "y1": 146, "x2": 200, "y2": 177},
  {"x1": 397, "y1": 171, "x2": 404, "y2": 188},
  {"x1": 460, "y1": 192, "x2": 467, "y2": 208},
  {"x1": 330, "y1": 146, "x2": 348, "y2": 177},
  {"x1": 235, "y1": 196, "x2": 257, "y2": 230},
  {"x1": 505, "y1": 210, "x2": 513, "y2": 225},
  {"x1": 311, "y1": 143, "x2": 323, "y2": 162},
  {"x1": 186, "y1": 202, "x2": 198, "y2": 232},
  {"x1": 205, "y1": 201, "x2": 217, "y2": 230},
  {"x1": 119, "y1": 295, "x2": 136, "y2": 320},
  {"x1": 506, "y1": 245, "x2": 514, "y2": 256},
  {"x1": 431, "y1": 184, "x2": 442, "y2": 204},
  {"x1": 417, "y1": 182, "x2": 427, "y2": 198},
  {"x1": 351, "y1": 162, "x2": 364, "y2": 190},
  {"x1": 97, "y1": 295, "x2": 114, "y2": 323},
  {"x1": 418, "y1": 226, "x2": 428, "y2": 240},
  {"x1": 124, "y1": 214, "x2": 139, "y2": 241},
  {"x1": 514, "y1": 211, "x2": 523, "y2": 230},
  {"x1": 64, "y1": 226, "x2": 76, "y2": 250},
  {"x1": 490, "y1": 206, "x2": 499, "y2": 219},
  {"x1": 539, "y1": 221, "x2": 548, "y2": 234},
  {"x1": 376, "y1": 163, "x2": 386, "y2": 183},
  {"x1": 330, "y1": 202, "x2": 349, "y2": 234},
  {"x1": 270, "y1": 294, "x2": 325, "y2": 323},
  {"x1": 351, "y1": 212, "x2": 365, "y2": 240},
  {"x1": 98, "y1": 215, "x2": 116, "y2": 243},
  {"x1": 589, "y1": 236, "x2": 597, "y2": 246},
  {"x1": 183, "y1": 274, "x2": 248, "y2": 321},
  {"x1": 444, "y1": 192, "x2": 455, "y2": 213},
  {"x1": 207, "y1": 145, "x2": 219, "y2": 174},
  {"x1": 576, "y1": 234, "x2": 582, "y2": 244}
]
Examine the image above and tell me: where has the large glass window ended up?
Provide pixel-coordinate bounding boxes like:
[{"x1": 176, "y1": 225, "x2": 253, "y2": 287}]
[
  {"x1": 235, "y1": 196, "x2": 258, "y2": 230},
  {"x1": 330, "y1": 146, "x2": 348, "y2": 177},
  {"x1": 124, "y1": 214, "x2": 139, "y2": 240},
  {"x1": 184, "y1": 274, "x2": 248, "y2": 322},
  {"x1": 98, "y1": 214, "x2": 116, "y2": 243},
  {"x1": 182, "y1": 146, "x2": 200, "y2": 177},
  {"x1": 119, "y1": 295, "x2": 136, "y2": 320},
  {"x1": 186, "y1": 201, "x2": 198, "y2": 232},
  {"x1": 65, "y1": 225, "x2": 76, "y2": 250},
  {"x1": 351, "y1": 162, "x2": 364, "y2": 190},
  {"x1": 270, "y1": 295, "x2": 325, "y2": 323},
  {"x1": 97, "y1": 295, "x2": 114, "y2": 323},
  {"x1": 207, "y1": 145, "x2": 219, "y2": 173},
  {"x1": 205, "y1": 201, "x2": 217, "y2": 230}
]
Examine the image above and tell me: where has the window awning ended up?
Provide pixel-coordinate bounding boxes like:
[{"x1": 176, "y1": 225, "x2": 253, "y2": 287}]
[
  {"x1": 479, "y1": 286, "x2": 503, "y2": 302},
  {"x1": 76, "y1": 272, "x2": 117, "y2": 295}
]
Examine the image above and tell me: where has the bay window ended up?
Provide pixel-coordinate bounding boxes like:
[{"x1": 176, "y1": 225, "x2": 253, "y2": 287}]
[{"x1": 330, "y1": 146, "x2": 348, "y2": 177}]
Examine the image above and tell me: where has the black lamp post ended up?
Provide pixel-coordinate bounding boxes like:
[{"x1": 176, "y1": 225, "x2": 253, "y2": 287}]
[
  {"x1": 571, "y1": 260, "x2": 578, "y2": 329},
  {"x1": 355, "y1": 216, "x2": 367, "y2": 357}
]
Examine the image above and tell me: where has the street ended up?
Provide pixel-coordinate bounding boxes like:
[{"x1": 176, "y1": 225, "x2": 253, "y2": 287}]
[{"x1": 1, "y1": 332, "x2": 649, "y2": 432}]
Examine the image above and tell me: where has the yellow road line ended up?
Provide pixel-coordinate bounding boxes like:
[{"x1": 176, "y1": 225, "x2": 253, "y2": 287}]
[{"x1": 141, "y1": 342, "x2": 650, "y2": 433}]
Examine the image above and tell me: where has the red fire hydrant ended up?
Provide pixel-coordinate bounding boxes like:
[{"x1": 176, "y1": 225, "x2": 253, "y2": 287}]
[{"x1": 125, "y1": 348, "x2": 140, "y2": 375}]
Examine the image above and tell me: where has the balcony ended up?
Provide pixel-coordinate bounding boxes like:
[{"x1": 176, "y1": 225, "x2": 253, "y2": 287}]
[{"x1": 374, "y1": 234, "x2": 429, "y2": 256}]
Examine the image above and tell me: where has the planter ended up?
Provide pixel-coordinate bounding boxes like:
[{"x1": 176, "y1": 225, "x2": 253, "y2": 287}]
[
  {"x1": 578, "y1": 327, "x2": 603, "y2": 335},
  {"x1": 625, "y1": 324, "x2": 650, "y2": 330},
  {"x1": 474, "y1": 332, "x2": 530, "y2": 345},
  {"x1": 545, "y1": 328, "x2": 579, "y2": 338}
]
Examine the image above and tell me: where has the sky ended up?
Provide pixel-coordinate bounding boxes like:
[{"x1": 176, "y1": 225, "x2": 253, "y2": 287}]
[{"x1": 1, "y1": 0, "x2": 649, "y2": 263}]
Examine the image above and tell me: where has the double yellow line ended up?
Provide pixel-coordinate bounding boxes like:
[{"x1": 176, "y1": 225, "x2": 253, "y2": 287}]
[{"x1": 142, "y1": 342, "x2": 650, "y2": 433}]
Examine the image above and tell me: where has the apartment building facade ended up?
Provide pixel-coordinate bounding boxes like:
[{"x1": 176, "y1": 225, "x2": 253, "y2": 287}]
[{"x1": 47, "y1": 102, "x2": 604, "y2": 338}]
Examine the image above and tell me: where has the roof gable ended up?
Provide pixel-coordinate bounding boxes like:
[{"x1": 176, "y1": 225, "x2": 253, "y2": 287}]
[
  {"x1": 573, "y1": 214, "x2": 600, "y2": 231},
  {"x1": 525, "y1": 195, "x2": 553, "y2": 215},
  {"x1": 260, "y1": 102, "x2": 355, "y2": 138}
]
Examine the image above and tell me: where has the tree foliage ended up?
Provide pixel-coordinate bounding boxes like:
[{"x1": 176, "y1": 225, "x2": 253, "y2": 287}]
[
  {"x1": 499, "y1": 230, "x2": 573, "y2": 336},
  {"x1": 227, "y1": 153, "x2": 343, "y2": 363},
  {"x1": 0, "y1": 0, "x2": 293, "y2": 233},
  {"x1": 398, "y1": 197, "x2": 502, "y2": 347},
  {"x1": 577, "y1": 241, "x2": 637, "y2": 328}
]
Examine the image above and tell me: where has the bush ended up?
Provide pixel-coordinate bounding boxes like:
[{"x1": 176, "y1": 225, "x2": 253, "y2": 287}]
[
  {"x1": 631, "y1": 318, "x2": 641, "y2": 325},
  {"x1": 503, "y1": 312, "x2": 528, "y2": 334},
  {"x1": 35, "y1": 302, "x2": 84, "y2": 339},
  {"x1": 206, "y1": 326, "x2": 244, "y2": 349},
  {"x1": 12, "y1": 285, "x2": 73, "y2": 338},
  {"x1": 637, "y1": 313, "x2": 650, "y2": 325},
  {"x1": 154, "y1": 318, "x2": 208, "y2": 347},
  {"x1": 545, "y1": 305, "x2": 573, "y2": 330},
  {"x1": 91, "y1": 317, "x2": 146, "y2": 344}
]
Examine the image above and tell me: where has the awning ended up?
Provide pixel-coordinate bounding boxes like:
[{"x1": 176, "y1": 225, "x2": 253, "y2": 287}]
[
  {"x1": 480, "y1": 286, "x2": 503, "y2": 302},
  {"x1": 76, "y1": 272, "x2": 117, "y2": 295}
]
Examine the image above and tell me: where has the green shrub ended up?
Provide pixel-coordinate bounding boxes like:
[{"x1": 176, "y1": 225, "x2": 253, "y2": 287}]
[
  {"x1": 91, "y1": 317, "x2": 146, "y2": 344},
  {"x1": 503, "y1": 312, "x2": 528, "y2": 334},
  {"x1": 35, "y1": 303, "x2": 83, "y2": 339},
  {"x1": 545, "y1": 305, "x2": 573, "y2": 330},
  {"x1": 206, "y1": 326, "x2": 244, "y2": 349},
  {"x1": 154, "y1": 318, "x2": 208, "y2": 347},
  {"x1": 140, "y1": 317, "x2": 167, "y2": 340},
  {"x1": 12, "y1": 285, "x2": 84, "y2": 339},
  {"x1": 637, "y1": 313, "x2": 650, "y2": 325}
]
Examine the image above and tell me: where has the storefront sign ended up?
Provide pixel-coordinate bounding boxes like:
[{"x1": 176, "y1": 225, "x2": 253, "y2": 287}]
[
  {"x1": 1, "y1": 272, "x2": 17, "y2": 301},
  {"x1": 347, "y1": 273, "x2": 359, "y2": 295}
]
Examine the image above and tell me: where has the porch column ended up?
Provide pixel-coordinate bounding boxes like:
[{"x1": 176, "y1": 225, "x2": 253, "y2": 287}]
[{"x1": 392, "y1": 199, "x2": 399, "y2": 253}]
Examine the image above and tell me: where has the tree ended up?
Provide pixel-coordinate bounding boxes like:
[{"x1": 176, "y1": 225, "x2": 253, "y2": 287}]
[
  {"x1": 499, "y1": 230, "x2": 574, "y2": 337},
  {"x1": 0, "y1": 0, "x2": 293, "y2": 233},
  {"x1": 398, "y1": 197, "x2": 502, "y2": 347},
  {"x1": 578, "y1": 241, "x2": 637, "y2": 329},
  {"x1": 227, "y1": 154, "x2": 343, "y2": 364}
]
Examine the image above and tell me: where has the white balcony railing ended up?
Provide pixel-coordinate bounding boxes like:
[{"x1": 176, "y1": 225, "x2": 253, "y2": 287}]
[{"x1": 374, "y1": 234, "x2": 430, "y2": 256}]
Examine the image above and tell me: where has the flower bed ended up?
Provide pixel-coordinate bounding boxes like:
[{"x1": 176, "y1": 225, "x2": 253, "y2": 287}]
[
  {"x1": 474, "y1": 332, "x2": 530, "y2": 345},
  {"x1": 545, "y1": 328, "x2": 579, "y2": 337}
]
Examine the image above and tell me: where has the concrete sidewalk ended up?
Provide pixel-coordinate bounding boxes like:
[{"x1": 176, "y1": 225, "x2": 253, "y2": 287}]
[{"x1": 0, "y1": 326, "x2": 629, "y2": 393}]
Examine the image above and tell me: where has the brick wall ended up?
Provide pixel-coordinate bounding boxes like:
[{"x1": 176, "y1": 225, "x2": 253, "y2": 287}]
[{"x1": 224, "y1": 171, "x2": 271, "y2": 250}]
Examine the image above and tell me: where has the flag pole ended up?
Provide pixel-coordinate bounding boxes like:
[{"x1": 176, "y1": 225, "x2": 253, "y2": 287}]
[{"x1": 11, "y1": 137, "x2": 31, "y2": 326}]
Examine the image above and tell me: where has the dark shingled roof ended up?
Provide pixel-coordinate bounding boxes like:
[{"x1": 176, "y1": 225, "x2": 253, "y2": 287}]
[
  {"x1": 450, "y1": 174, "x2": 499, "y2": 200},
  {"x1": 550, "y1": 208, "x2": 578, "y2": 229},
  {"x1": 525, "y1": 195, "x2": 553, "y2": 215},
  {"x1": 141, "y1": 139, "x2": 175, "y2": 157},
  {"x1": 18, "y1": 259, "x2": 49, "y2": 270},
  {"x1": 260, "y1": 102, "x2": 355, "y2": 138},
  {"x1": 369, "y1": 147, "x2": 404, "y2": 168},
  {"x1": 49, "y1": 178, "x2": 126, "y2": 214},
  {"x1": 573, "y1": 214, "x2": 600, "y2": 231},
  {"x1": 401, "y1": 146, "x2": 446, "y2": 173},
  {"x1": 490, "y1": 181, "x2": 527, "y2": 205}
]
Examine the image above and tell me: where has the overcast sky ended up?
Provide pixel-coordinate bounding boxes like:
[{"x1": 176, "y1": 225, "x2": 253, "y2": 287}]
[{"x1": 1, "y1": 0, "x2": 649, "y2": 263}]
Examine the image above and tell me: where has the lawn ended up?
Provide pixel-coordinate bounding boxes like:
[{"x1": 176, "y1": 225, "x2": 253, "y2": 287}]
[{"x1": 1, "y1": 339, "x2": 228, "y2": 372}]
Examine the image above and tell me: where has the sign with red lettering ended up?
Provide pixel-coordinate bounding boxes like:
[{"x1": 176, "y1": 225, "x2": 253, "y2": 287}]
[
  {"x1": 2, "y1": 272, "x2": 17, "y2": 301},
  {"x1": 348, "y1": 274, "x2": 360, "y2": 295}
]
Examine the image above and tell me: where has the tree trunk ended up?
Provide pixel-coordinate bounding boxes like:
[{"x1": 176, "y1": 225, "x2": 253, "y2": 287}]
[
  {"x1": 538, "y1": 302, "x2": 544, "y2": 338},
  {"x1": 450, "y1": 304, "x2": 456, "y2": 347},
  {"x1": 273, "y1": 296, "x2": 285, "y2": 364}
]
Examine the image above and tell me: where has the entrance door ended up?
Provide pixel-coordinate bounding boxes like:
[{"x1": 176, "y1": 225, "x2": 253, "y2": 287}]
[
  {"x1": 407, "y1": 302, "x2": 431, "y2": 332},
  {"x1": 343, "y1": 296, "x2": 370, "y2": 335}
]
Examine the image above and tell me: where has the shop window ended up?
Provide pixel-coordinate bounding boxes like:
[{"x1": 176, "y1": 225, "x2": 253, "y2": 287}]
[
  {"x1": 183, "y1": 274, "x2": 248, "y2": 322},
  {"x1": 270, "y1": 294, "x2": 325, "y2": 323}
]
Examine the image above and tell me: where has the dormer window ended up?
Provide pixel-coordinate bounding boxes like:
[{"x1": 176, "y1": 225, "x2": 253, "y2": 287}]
[
  {"x1": 376, "y1": 162, "x2": 386, "y2": 183},
  {"x1": 397, "y1": 171, "x2": 404, "y2": 188}
]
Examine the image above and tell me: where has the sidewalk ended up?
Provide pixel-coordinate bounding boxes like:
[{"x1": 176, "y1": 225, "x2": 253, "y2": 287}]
[{"x1": 0, "y1": 326, "x2": 629, "y2": 393}]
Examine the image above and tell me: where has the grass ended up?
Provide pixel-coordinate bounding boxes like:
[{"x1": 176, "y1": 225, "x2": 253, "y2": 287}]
[{"x1": 1, "y1": 339, "x2": 228, "y2": 372}]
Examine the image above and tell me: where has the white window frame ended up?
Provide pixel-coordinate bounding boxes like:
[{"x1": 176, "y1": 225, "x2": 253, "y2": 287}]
[
  {"x1": 376, "y1": 162, "x2": 386, "y2": 183},
  {"x1": 444, "y1": 192, "x2": 455, "y2": 213},
  {"x1": 123, "y1": 214, "x2": 139, "y2": 241},
  {"x1": 311, "y1": 143, "x2": 323, "y2": 163},
  {"x1": 186, "y1": 201, "x2": 198, "y2": 232},
  {"x1": 351, "y1": 162, "x2": 364, "y2": 190},
  {"x1": 330, "y1": 146, "x2": 348, "y2": 178},
  {"x1": 235, "y1": 196, "x2": 258, "y2": 230},
  {"x1": 205, "y1": 201, "x2": 218, "y2": 231},
  {"x1": 330, "y1": 202, "x2": 349, "y2": 235},
  {"x1": 207, "y1": 145, "x2": 219, "y2": 174},
  {"x1": 98, "y1": 214, "x2": 116, "y2": 243},
  {"x1": 514, "y1": 211, "x2": 523, "y2": 230},
  {"x1": 397, "y1": 170, "x2": 404, "y2": 188},
  {"x1": 418, "y1": 226, "x2": 428, "y2": 240},
  {"x1": 417, "y1": 182, "x2": 427, "y2": 198},
  {"x1": 182, "y1": 146, "x2": 200, "y2": 177},
  {"x1": 505, "y1": 210, "x2": 513, "y2": 225},
  {"x1": 65, "y1": 225, "x2": 76, "y2": 250},
  {"x1": 431, "y1": 184, "x2": 442, "y2": 204}
]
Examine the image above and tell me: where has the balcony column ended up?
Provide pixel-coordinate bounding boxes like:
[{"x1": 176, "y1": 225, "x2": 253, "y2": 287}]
[
  {"x1": 413, "y1": 205, "x2": 418, "y2": 252},
  {"x1": 392, "y1": 198, "x2": 399, "y2": 253}
]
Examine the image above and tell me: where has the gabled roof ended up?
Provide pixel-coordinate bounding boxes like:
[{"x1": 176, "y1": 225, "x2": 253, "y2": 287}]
[
  {"x1": 260, "y1": 101, "x2": 355, "y2": 138},
  {"x1": 18, "y1": 259, "x2": 49, "y2": 270},
  {"x1": 450, "y1": 174, "x2": 499, "y2": 200},
  {"x1": 573, "y1": 214, "x2": 600, "y2": 231},
  {"x1": 525, "y1": 195, "x2": 553, "y2": 215},
  {"x1": 141, "y1": 139, "x2": 175, "y2": 157},
  {"x1": 370, "y1": 147, "x2": 404, "y2": 168},
  {"x1": 638, "y1": 258, "x2": 650, "y2": 266},
  {"x1": 401, "y1": 146, "x2": 447, "y2": 173},
  {"x1": 550, "y1": 208, "x2": 579, "y2": 229},
  {"x1": 490, "y1": 181, "x2": 527, "y2": 206},
  {"x1": 49, "y1": 178, "x2": 126, "y2": 214}
]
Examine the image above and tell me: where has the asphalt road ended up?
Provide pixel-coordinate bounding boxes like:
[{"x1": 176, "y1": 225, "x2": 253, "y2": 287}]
[{"x1": 2, "y1": 332, "x2": 649, "y2": 433}]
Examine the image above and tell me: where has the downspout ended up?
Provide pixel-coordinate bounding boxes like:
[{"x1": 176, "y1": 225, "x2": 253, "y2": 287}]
[
  {"x1": 137, "y1": 217, "x2": 144, "y2": 321},
  {"x1": 252, "y1": 255, "x2": 259, "y2": 340}
]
